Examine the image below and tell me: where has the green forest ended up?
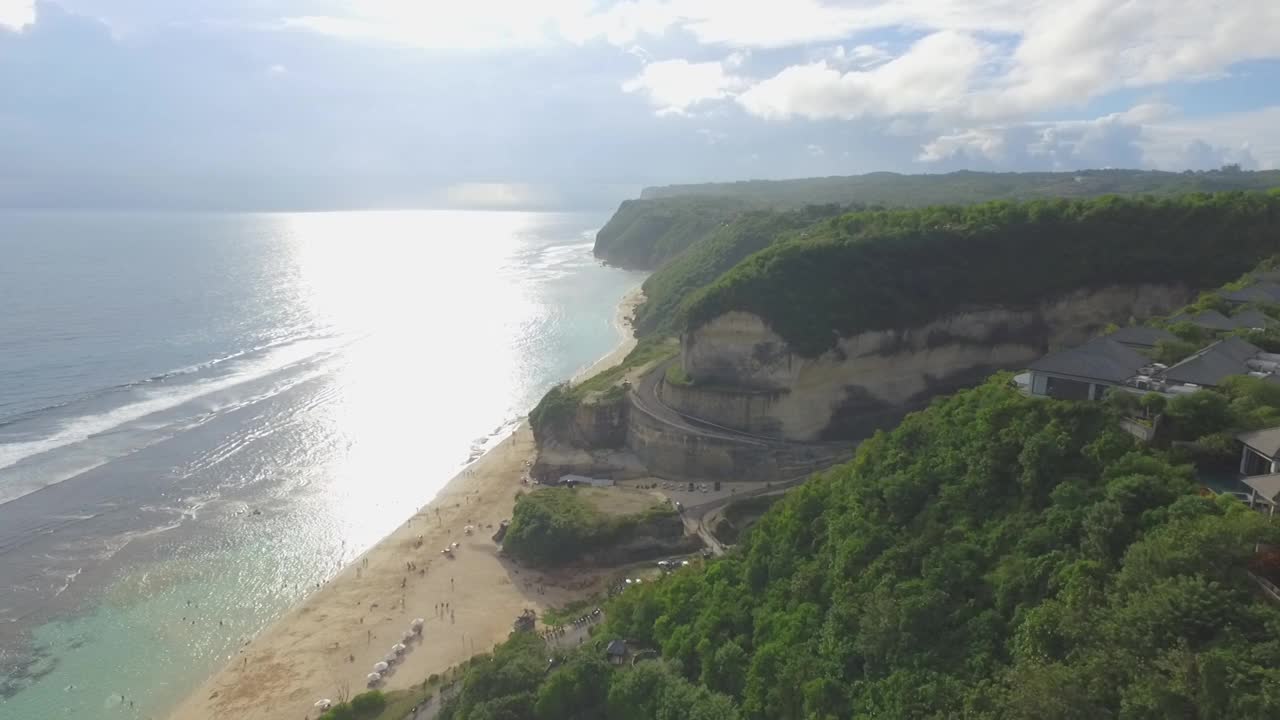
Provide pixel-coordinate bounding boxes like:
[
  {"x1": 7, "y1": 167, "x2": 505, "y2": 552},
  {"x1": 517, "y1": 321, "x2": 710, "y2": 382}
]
[
  {"x1": 684, "y1": 192, "x2": 1280, "y2": 357},
  {"x1": 639, "y1": 168, "x2": 1280, "y2": 209},
  {"x1": 631, "y1": 204, "x2": 846, "y2": 337},
  {"x1": 593, "y1": 196, "x2": 749, "y2": 269},
  {"x1": 441, "y1": 377, "x2": 1280, "y2": 719},
  {"x1": 503, "y1": 487, "x2": 677, "y2": 568},
  {"x1": 599, "y1": 169, "x2": 1280, "y2": 273}
]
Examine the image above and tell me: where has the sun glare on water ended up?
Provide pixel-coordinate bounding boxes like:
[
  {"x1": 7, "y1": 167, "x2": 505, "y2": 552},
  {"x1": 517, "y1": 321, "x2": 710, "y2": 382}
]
[{"x1": 281, "y1": 209, "x2": 541, "y2": 551}]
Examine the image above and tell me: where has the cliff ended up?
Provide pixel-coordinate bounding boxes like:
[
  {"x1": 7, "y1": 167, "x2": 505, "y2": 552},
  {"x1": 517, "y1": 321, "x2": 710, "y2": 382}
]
[
  {"x1": 592, "y1": 196, "x2": 747, "y2": 269},
  {"x1": 600, "y1": 169, "x2": 1280, "y2": 272},
  {"x1": 676, "y1": 283, "x2": 1191, "y2": 441},
  {"x1": 684, "y1": 192, "x2": 1280, "y2": 357},
  {"x1": 501, "y1": 486, "x2": 696, "y2": 568}
]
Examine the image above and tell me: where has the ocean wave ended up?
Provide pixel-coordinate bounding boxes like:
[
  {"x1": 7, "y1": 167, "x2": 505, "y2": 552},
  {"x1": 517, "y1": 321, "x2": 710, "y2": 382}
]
[
  {"x1": 0, "y1": 336, "x2": 347, "y2": 503},
  {"x1": 0, "y1": 333, "x2": 335, "y2": 430}
]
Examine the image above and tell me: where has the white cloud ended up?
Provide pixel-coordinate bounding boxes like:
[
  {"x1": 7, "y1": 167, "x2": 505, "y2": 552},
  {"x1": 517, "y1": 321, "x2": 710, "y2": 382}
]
[
  {"x1": 918, "y1": 104, "x2": 1280, "y2": 171},
  {"x1": 268, "y1": 64, "x2": 288, "y2": 75},
  {"x1": 623, "y1": 58, "x2": 746, "y2": 115},
  {"x1": 284, "y1": 0, "x2": 598, "y2": 49},
  {"x1": 981, "y1": 0, "x2": 1280, "y2": 118},
  {"x1": 697, "y1": 128, "x2": 728, "y2": 144},
  {"x1": 1142, "y1": 106, "x2": 1280, "y2": 170},
  {"x1": 282, "y1": 0, "x2": 1280, "y2": 131},
  {"x1": 828, "y1": 43, "x2": 891, "y2": 69},
  {"x1": 577, "y1": 0, "x2": 1280, "y2": 130},
  {"x1": 0, "y1": 0, "x2": 34, "y2": 31},
  {"x1": 737, "y1": 31, "x2": 990, "y2": 120}
]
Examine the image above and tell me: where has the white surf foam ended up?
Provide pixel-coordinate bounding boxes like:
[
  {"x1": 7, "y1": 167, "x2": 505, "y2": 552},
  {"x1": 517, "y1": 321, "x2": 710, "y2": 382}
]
[{"x1": 0, "y1": 337, "x2": 345, "y2": 504}]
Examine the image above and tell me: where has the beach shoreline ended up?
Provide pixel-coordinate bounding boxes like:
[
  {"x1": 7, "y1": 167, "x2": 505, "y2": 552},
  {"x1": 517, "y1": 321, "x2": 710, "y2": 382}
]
[{"x1": 167, "y1": 285, "x2": 643, "y2": 720}]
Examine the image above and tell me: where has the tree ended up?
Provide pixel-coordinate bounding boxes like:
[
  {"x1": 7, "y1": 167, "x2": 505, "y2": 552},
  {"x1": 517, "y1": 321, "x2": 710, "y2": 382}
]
[
  {"x1": 1165, "y1": 390, "x2": 1233, "y2": 440},
  {"x1": 534, "y1": 654, "x2": 611, "y2": 720}
]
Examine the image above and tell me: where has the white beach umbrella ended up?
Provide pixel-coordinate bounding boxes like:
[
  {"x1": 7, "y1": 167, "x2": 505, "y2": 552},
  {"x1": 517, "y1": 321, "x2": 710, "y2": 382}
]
[
  {"x1": 366, "y1": 673, "x2": 381, "y2": 685},
  {"x1": 411, "y1": 618, "x2": 425, "y2": 630},
  {"x1": 373, "y1": 661, "x2": 389, "y2": 673},
  {"x1": 383, "y1": 653, "x2": 398, "y2": 664},
  {"x1": 402, "y1": 631, "x2": 415, "y2": 642},
  {"x1": 315, "y1": 699, "x2": 332, "y2": 710},
  {"x1": 393, "y1": 643, "x2": 407, "y2": 654}
]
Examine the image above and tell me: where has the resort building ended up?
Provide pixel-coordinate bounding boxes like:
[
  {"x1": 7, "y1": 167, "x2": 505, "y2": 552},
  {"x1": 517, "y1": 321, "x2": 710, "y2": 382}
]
[
  {"x1": 1162, "y1": 337, "x2": 1267, "y2": 388},
  {"x1": 1105, "y1": 325, "x2": 1177, "y2": 351},
  {"x1": 1221, "y1": 282, "x2": 1280, "y2": 305},
  {"x1": 1169, "y1": 309, "x2": 1243, "y2": 332},
  {"x1": 1239, "y1": 427, "x2": 1280, "y2": 476},
  {"x1": 1242, "y1": 471, "x2": 1280, "y2": 518},
  {"x1": 1026, "y1": 337, "x2": 1149, "y2": 400}
]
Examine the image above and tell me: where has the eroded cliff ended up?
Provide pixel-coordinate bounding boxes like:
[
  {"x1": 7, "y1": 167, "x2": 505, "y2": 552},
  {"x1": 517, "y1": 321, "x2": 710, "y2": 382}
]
[{"x1": 676, "y1": 283, "x2": 1192, "y2": 441}]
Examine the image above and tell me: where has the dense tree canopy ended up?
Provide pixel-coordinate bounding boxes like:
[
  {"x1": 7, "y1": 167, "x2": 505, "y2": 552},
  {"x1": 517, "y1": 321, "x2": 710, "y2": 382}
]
[
  {"x1": 685, "y1": 192, "x2": 1280, "y2": 356},
  {"x1": 593, "y1": 196, "x2": 749, "y2": 269},
  {"x1": 503, "y1": 487, "x2": 677, "y2": 568},
  {"x1": 601, "y1": 378, "x2": 1280, "y2": 718},
  {"x1": 463, "y1": 378, "x2": 1280, "y2": 718},
  {"x1": 641, "y1": 169, "x2": 1280, "y2": 209},
  {"x1": 438, "y1": 633, "x2": 739, "y2": 720},
  {"x1": 602, "y1": 170, "x2": 1280, "y2": 272},
  {"x1": 632, "y1": 205, "x2": 845, "y2": 337}
]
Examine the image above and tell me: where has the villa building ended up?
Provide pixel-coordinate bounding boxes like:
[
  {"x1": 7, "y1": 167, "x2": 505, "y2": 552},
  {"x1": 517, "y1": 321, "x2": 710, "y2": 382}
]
[{"x1": 1026, "y1": 337, "x2": 1149, "y2": 400}]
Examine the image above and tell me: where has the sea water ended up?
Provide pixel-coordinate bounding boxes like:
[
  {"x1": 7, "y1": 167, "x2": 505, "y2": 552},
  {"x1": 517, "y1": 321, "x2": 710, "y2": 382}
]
[{"x1": 0, "y1": 209, "x2": 644, "y2": 719}]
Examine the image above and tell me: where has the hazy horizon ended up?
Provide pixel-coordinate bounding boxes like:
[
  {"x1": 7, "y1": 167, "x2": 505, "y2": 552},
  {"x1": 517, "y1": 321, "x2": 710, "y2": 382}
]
[{"x1": 2, "y1": 1, "x2": 1279, "y2": 211}]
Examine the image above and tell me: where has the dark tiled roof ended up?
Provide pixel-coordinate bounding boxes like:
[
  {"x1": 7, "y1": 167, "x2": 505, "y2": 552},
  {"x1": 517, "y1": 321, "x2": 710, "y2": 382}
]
[
  {"x1": 1243, "y1": 472, "x2": 1280, "y2": 504},
  {"x1": 1221, "y1": 282, "x2": 1280, "y2": 304},
  {"x1": 1029, "y1": 337, "x2": 1148, "y2": 384},
  {"x1": 1238, "y1": 427, "x2": 1280, "y2": 459},
  {"x1": 1230, "y1": 308, "x2": 1273, "y2": 329},
  {"x1": 1168, "y1": 309, "x2": 1238, "y2": 331},
  {"x1": 1162, "y1": 336, "x2": 1261, "y2": 387},
  {"x1": 1105, "y1": 325, "x2": 1177, "y2": 348}
]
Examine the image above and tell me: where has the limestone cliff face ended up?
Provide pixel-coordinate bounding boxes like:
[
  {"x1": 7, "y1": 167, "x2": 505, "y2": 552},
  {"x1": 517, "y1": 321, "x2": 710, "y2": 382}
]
[{"x1": 677, "y1": 283, "x2": 1192, "y2": 441}]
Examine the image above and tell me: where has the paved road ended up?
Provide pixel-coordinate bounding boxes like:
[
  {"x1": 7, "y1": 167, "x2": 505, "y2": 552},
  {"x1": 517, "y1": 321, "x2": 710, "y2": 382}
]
[
  {"x1": 630, "y1": 359, "x2": 854, "y2": 475},
  {"x1": 631, "y1": 359, "x2": 777, "y2": 447}
]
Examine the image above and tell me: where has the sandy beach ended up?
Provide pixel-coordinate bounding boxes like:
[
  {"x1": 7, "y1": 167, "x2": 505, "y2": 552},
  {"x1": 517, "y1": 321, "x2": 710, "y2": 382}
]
[{"x1": 167, "y1": 287, "x2": 643, "y2": 720}]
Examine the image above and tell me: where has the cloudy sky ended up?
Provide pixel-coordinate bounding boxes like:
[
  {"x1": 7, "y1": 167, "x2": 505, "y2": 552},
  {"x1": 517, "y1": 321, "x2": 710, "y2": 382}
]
[{"x1": 2, "y1": 0, "x2": 1279, "y2": 209}]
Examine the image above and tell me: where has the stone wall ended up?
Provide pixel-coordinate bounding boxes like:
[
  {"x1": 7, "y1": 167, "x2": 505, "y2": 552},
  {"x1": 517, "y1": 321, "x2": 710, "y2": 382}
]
[
  {"x1": 680, "y1": 283, "x2": 1192, "y2": 441},
  {"x1": 573, "y1": 393, "x2": 628, "y2": 448},
  {"x1": 657, "y1": 380, "x2": 789, "y2": 437},
  {"x1": 624, "y1": 395, "x2": 853, "y2": 482}
]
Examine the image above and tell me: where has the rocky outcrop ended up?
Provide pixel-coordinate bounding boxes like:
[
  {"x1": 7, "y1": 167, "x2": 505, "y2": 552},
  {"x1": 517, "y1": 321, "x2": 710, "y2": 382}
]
[
  {"x1": 678, "y1": 283, "x2": 1192, "y2": 441},
  {"x1": 573, "y1": 393, "x2": 628, "y2": 448},
  {"x1": 578, "y1": 514, "x2": 702, "y2": 567}
]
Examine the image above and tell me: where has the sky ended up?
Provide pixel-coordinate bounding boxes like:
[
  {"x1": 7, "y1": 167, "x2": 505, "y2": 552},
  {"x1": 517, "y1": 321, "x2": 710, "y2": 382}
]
[{"x1": 1, "y1": 0, "x2": 1279, "y2": 210}]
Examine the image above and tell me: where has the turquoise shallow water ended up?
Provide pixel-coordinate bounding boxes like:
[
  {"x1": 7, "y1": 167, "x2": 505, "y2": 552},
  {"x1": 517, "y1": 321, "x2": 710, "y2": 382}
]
[{"x1": 0, "y1": 209, "x2": 644, "y2": 719}]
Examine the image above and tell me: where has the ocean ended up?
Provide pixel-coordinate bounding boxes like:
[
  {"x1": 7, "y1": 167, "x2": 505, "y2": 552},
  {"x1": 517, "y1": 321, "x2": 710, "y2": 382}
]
[{"x1": 0, "y1": 209, "x2": 644, "y2": 719}]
